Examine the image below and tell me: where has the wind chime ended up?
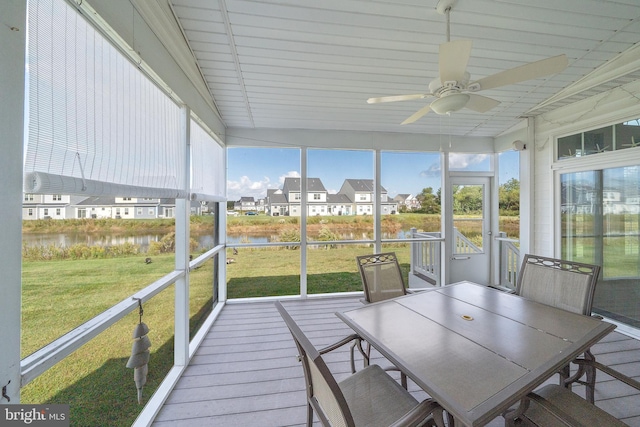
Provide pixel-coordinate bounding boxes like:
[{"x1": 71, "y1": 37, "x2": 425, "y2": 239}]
[{"x1": 126, "y1": 298, "x2": 151, "y2": 404}]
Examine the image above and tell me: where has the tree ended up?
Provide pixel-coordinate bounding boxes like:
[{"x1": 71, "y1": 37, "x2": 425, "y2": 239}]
[
  {"x1": 416, "y1": 187, "x2": 441, "y2": 214},
  {"x1": 452, "y1": 185, "x2": 484, "y2": 214},
  {"x1": 499, "y1": 178, "x2": 520, "y2": 213}
]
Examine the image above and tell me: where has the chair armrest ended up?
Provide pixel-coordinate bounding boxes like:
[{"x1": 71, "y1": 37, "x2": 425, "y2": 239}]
[
  {"x1": 389, "y1": 399, "x2": 445, "y2": 427},
  {"x1": 510, "y1": 384, "x2": 628, "y2": 427},
  {"x1": 573, "y1": 359, "x2": 640, "y2": 391},
  {"x1": 318, "y1": 333, "x2": 369, "y2": 373},
  {"x1": 524, "y1": 390, "x2": 584, "y2": 426},
  {"x1": 318, "y1": 333, "x2": 361, "y2": 354}
]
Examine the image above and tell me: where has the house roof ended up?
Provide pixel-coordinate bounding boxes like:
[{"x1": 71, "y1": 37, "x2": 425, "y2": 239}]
[
  {"x1": 268, "y1": 192, "x2": 288, "y2": 204},
  {"x1": 76, "y1": 196, "x2": 117, "y2": 206},
  {"x1": 327, "y1": 193, "x2": 352, "y2": 204},
  {"x1": 282, "y1": 177, "x2": 327, "y2": 192},
  {"x1": 342, "y1": 179, "x2": 387, "y2": 193}
]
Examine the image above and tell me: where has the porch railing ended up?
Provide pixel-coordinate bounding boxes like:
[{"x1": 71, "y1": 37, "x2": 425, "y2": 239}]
[
  {"x1": 408, "y1": 229, "x2": 519, "y2": 289},
  {"x1": 496, "y1": 232, "x2": 520, "y2": 289},
  {"x1": 409, "y1": 228, "x2": 443, "y2": 286},
  {"x1": 453, "y1": 227, "x2": 483, "y2": 253}
]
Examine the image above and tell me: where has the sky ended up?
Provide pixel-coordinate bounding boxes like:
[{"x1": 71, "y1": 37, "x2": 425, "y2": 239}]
[{"x1": 227, "y1": 148, "x2": 519, "y2": 202}]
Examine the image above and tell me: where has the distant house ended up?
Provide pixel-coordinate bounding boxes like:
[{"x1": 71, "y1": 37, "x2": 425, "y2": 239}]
[
  {"x1": 257, "y1": 177, "x2": 399, "y2": 216},
  {"x1": 339, "y1": 179, "x2": 398, "y2": 215},
  {"x1": 266, "y1": 189, "x2": 288, "y2": 216},
  {"x1": 282, "y1": 177, "x2": 328, "y2": 216},
  {"x1": 327, "y1": 193, "x2": 353, "y2": 216},
  {"x1": 75, "y1": 197, "x2": 160, "y2": 219},
  {"x1": 394, "y1": 193, "x2": 421, "y2": 211},
  {"x1": 22, "y1": 193, "x2": 80, "y2": 220},
  {"x1": 234, "y1": 196, "x2": 256, "y2": 212}
]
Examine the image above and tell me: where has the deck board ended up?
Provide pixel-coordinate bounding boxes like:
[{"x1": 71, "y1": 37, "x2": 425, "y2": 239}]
[{"x1": 153, "y1": 296, "x2": 640, "y2": 427}]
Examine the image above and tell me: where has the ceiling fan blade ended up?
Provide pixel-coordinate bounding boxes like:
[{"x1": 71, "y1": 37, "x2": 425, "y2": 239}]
[
  {"x1": 465, "y1": 94, "x2": 500, "y2": 113},
  {"x1": 367, "y1": 94, "x2": 427, "y2": 104},
  {"x1": 472, "y1": 54, "x2": 569, "y2": 91},
  {"x1": 439, "y1": 39, "x2": 473, "y2": 83},
  {"x1": 401, "y1": 105, "x2": 432, "y2": 125}
]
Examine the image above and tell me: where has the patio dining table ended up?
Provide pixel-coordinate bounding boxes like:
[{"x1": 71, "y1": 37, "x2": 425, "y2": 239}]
[{"x1": 336, "y1": 281, "x2": 616, "y2": 427}]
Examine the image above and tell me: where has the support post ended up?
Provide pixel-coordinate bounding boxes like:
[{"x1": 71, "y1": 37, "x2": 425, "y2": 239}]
[
  {"x1": 174, "y1": 106, "x2": 191, "y2": 366},
  {"x1": 0, "y1": 0, "x2": 27, "y2": 403}
]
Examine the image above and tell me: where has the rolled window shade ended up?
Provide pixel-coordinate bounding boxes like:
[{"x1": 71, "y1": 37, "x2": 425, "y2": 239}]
[
  {"x1": 25, "y1": 0, "x2": 186, "y2": 198},
  {"x1": 24, "y1": 172, "x2": 188, "y2": 199},
  {"x1": 189, "y1": 193, "x2": 226, "y2": 203},
  {"x1": 190, "y1": 118, "x2": 226, "y2": 202}
]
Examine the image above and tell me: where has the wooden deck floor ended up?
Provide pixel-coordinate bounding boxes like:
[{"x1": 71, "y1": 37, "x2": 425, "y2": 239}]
[{"x1": 152, "y1": 296, "x2": 640, "y2": 427}]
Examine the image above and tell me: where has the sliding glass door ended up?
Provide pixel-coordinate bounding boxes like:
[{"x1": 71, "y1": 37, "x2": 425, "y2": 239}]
[{"x1": 561, "y1": 166, "x2": 640, "y2": 327}]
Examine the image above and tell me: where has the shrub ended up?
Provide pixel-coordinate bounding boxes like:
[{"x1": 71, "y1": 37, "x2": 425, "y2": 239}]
[
  {"x1": 148, "y1": 232, "x2": 198, "y2": 255},
  {"x1": 277, "y1": 228, "x2": 300, "y2": 250}
]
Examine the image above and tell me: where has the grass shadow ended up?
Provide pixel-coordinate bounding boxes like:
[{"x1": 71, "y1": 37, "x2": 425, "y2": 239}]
[{"x1": 40, "y1": 338, "x2": 174, "y2": 427}]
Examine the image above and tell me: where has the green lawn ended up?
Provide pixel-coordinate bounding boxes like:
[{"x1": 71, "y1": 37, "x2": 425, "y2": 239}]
[
  {"x1": 20, "y1": 245, "x2": 414, "y2": 426},
  {"x1": 21, "y1": 254, "x2": 213, "y2": 427}
]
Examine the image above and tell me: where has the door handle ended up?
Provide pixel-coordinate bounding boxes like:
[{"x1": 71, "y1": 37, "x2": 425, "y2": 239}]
[{"x1": 451, "y1": 256, "x2": 471, "y2": 260}]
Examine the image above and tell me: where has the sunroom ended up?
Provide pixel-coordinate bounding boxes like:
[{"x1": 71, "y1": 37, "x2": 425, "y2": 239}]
[{"x1": 2, "y1": 0, "x2": 640, "y2": 426}]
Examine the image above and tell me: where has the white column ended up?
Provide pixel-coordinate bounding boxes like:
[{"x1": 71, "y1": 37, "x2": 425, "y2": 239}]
[
  {"x1": 441, "y1": 152, "x2": 451, "y2": 285},
  {"x1": 300, "y1": 148, "x2": 307, "y2": 298},
  {"x1": 490, "y1": 153, "x2": 500, "y2": 286},
  {"x1": 218, "y1": 200, "x2": 227, "y2": 302},
  {"x1": 374, "y1": 150, "x2": 382, "y2": 252},
  {"x1": 519, "y1": 117, "x2": 534, "y2": 259},
  {"x1": 0, "y1": 0, "x2": 26, "y2": 403},
  {"x1": 174, "y1": 106, "x2": 191, "y2": 366}
]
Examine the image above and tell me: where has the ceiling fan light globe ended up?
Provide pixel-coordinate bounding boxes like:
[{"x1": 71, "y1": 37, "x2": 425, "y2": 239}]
[{"x1": 430, "y1": 93, "x2": 470, "y2": 115}]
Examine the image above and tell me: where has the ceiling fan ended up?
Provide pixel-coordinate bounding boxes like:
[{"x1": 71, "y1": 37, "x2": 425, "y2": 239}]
[{"x1": 367, "y1": 0, "x2": 569, "y2": 124}]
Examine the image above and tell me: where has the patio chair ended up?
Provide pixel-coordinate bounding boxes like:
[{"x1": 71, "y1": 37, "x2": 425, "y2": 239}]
[
  {"x1": 357, "y1": 252, "x2": 413, "y2": 304},
  {"x1": 516, "y1": 254, "x2": 600, "y2": 316},
  {"x1": 275, "y1": 301, "x2": 445, "y2": 427},
  {"x1": 504, "y1": 359, "x2": 640, "y2": 426},
  {"x1": 515, "y1": 254, "x2": 601, "y2": 401},
  {"x1": 356, "y1": 252, "x2": 422, "y2": 388}
]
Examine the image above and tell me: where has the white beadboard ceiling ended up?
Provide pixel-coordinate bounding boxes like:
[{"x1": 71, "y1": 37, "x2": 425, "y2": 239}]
[{"x1": 168, "y1": 0, "x2": 640, "y2": 137}]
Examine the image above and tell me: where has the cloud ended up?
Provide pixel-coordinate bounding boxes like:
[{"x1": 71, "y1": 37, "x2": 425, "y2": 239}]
[
  {"x1": 227, "y1": 171, "x2": 300, "y2": 201},
  {"x1": 278, "y1": 170, "x2": 300, "y2": 185},
  {"x1": 420, "y1": 162, "x2": 441, "y2": 178},
  {"x1": 449, "y1": 153, "x2": 488, "y2": 169},
  {"x1": 420, "y1": 153, "x2": 489, "y2": 179},
  {"x1": 227, "y1": 175, "x2": 274, "y2": 201}
]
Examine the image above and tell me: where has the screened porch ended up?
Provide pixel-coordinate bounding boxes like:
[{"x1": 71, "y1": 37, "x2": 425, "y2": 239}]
[{"x1": 2, "y1": 1, "x2": 640, "y2": 426}]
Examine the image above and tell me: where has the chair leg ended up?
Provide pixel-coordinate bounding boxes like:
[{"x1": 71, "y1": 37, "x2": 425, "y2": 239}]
[
  {"x1": 349, "y1": 339, "x2": 370, "y2": 373},
  {"x1": 559, "y1": 363, "x2": 571, "y2": 389},
  {"x1": 400, "y1": 372, "x2": 407, "y2": 390},
  {"x1": 446, "y1": 411, "x2": 455, "y2": 426},
  {"x1": 561, "y1": 349, "x2": 597, "y2": 404},
  {"x1": 306, "y1": 403, "x2": 313, "y2": 427},
  {"x1": 584, "y1": 350, "x2": 596, "y2": 404},
  {"x1": 503, "y1": 398, "x2": 531, "y2": 427}
]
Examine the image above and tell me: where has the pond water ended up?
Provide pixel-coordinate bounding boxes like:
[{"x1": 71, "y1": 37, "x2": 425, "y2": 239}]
[
  {"x1": 21, "y1": 230, "x2": 418, "y2": 251},
  {"x1": 22, "y1": 232, "x2": 217, "y2": 251}
]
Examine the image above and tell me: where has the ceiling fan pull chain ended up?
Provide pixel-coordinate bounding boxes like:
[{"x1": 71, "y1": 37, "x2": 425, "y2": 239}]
[{"x1": 445, "y1": 6, "x2": 451, "y2": 42}]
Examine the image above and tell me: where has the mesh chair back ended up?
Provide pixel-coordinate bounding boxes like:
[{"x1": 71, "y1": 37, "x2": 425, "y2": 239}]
[
  {"x1": 357, "y1": 253, "x2": 406, "y2": 303},
  {"x1": 275, "y1": 301, "x2": 355, "y2": 427},
  {"x1": 516, "y1": 254, "x2": 600, "y2": 315}
]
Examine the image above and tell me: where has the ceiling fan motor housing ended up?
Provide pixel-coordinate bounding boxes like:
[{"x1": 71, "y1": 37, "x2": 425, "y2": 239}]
[
  {"x1": 430, "y1": 93, "x2": 470, "y2": 115},
  {"x1": 429, "y1": 71, "x2": 470, "y2": 96}
]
